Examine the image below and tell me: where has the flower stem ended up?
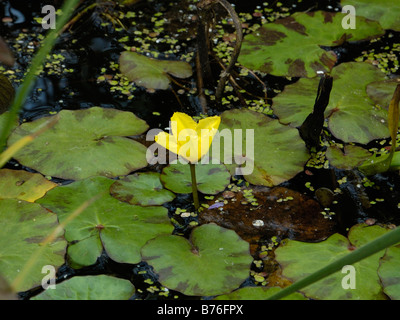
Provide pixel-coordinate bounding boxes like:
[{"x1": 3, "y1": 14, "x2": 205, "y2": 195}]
[{"x1": 189, "y1": 163, "x2": 200, "y2": 211}]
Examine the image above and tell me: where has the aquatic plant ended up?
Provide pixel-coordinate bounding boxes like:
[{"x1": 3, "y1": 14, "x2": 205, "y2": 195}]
[{"x1": 155, "y1": 112, "x2": 221, "y2": 209}]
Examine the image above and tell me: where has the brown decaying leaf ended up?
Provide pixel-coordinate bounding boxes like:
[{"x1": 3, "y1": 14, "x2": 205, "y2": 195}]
[
  {"x1": 0, "y1": 37, "x2": 14, "y2": 67},
  {"x1": 199, "y1": 186, "x2": 335, "y2": 256}
]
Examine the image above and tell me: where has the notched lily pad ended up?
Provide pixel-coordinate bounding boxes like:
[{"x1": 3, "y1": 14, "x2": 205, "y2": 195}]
[
  {"x1": 7, "y1": 107, "x2": 149, "y2": 180},
  {"x1": 367, "y1": 79, "x2": 400, "y2": 110},
  {"x1": 342, "y1": 0, "x2": 400, "y2": 31},
  {"x1": 32, "y1": 275, "x2": 135, "y2": 300},
  {"x1": 110, "y1": 172, "x2": 175, "y2": 206},
  {"x1": 141, "y1": 223, "x2": 253, "y2": 296},
  {"x1": 37, "y1": 176, "x2": 173, "y2": 268},
  {"x1": 160, "y1": 162, "x2": 231, "y2": 194},
  {"x1": 119, "y1": 51, "x2": 192, "y2": 90},
  {"x1": 378, "y1": 244, "x2": 400, "y2": 300},
  {"x1": 0, "y1": 169, "x2": 57, "y2": 202},
  {"x1": 0, "y1": 198, "x2": 66, "y2": 292},
  {"x1": 326, "y1": 145, "x2": 372, "y2": 170},
  {"x1": 275, "y1": 223, "x2": 392, "y2": 300},
  {"x1": 273, "y1": 62, "x2": 390, "y2": 144},
  {"x1": 239, "y1": 11, "x2": 383, "y2": 77},
  {"x1": 213, "y1": 109, "x2": 309, "y2": 187}
]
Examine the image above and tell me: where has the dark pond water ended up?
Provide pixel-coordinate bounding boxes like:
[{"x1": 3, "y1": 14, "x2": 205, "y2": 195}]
[{"x1": 1, "y1": 0, "x2": 400, "y2": 300}]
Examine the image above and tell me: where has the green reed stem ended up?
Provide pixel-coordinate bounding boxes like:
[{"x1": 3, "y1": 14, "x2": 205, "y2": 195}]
[
  {"x1": 267, "y1": 225, "x2": 400, "y2": 300},
  {"x1": 189, "y1": 163, "x2": 200, "y2": 211},
  {"x1": 0, "y1": 0, "x2": 80, "y2": 150}
]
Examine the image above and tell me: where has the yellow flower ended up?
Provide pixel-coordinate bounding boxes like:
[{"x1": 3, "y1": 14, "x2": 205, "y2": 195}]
[{"x1": 155, "y1": 112, "x2": 221, "y2": 163}]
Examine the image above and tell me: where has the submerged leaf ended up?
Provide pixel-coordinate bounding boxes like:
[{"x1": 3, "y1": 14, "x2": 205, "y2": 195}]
[
  {"x1": 0, "y1": 37, "x2": 14, "y2": 67},
  {"x1": 119, "y1": 51, "x2": 192, "y2": 90}
]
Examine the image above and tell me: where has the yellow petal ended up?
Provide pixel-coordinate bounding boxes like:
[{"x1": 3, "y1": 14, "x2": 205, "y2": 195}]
[
  {"x1": 154, "y1": 131, "x2": 179, "y2": 154},
  {"x1": 177, "y1": 128, "x2": 199, "y2": 162},
  {"x1": 196, "y1": 115, "x2": 221, "y2": 135},
  {"x1": 171, "y1": 112, "x2": 197, "y2": 138}
]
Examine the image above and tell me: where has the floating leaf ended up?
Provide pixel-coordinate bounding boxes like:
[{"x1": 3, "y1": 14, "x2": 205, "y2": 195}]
[
  {"x1": 326, "y1": 145, "x2": 372, "y2": 170},
  {"x1": 0, "y1": 198, "x2": 66, "y2": 292},
  {"x1": 199, "y1": 186, "x2": 335, "y2": 247},
  {"x1": 214, "y1": 286, "x2": 307, "y2": 300},
  {"x1": 359, "y1": 84, "x2": 400, "y2": 175},
  {"x1": 212, "y1": 109, "x2": 309, "y2": 187},
  {"x1": 366, "y1": 79, "x2": 400, "y2": 109},
  {"x1": 119, "y1": 51, "x2": 192, "y2": 90},
  {"x1": 341, "y1": 0, "x2": 400, "y2": 31},
  {"x1": 7, "y1": 107, "x2": 149, "y2": 180},
  {"x1": 160, "y1": 162, "x2": 231, "y2": 194},
  {"x1": 110, "y1": 172, "x2": 175, "y2": 206},
  {"x1": 273, "y1": 62, "x2": 390, "y2": 144},
  {"x1": 0, "y1": 169, "x2": 57, "y2": 202},
  {"x1": 378, "y1": 244, "x2": 400, "y2": 300},
  {"x1": 141, "y1": 223, "x2": 252, "y2": 296},
  {"x1": 32, "y1": 275, "x2": 135, "y2": 300},
  {"x1": 275, "y1": 224, "x2": 391, "y2": 300},
  {"x1": 239, "y1": 11, "x2": 383, "y2": 77},
  {"x1": 37, "y1": 176, "x2": 173, "y2": 268}
]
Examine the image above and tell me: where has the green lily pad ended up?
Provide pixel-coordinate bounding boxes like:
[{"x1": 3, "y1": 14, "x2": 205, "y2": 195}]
[
  {"x1": 273, "y1": 62, "x2": 390, "y2": 144},
  {"x1": 0, "y1": 169, "x2": 57, "y2": 202},
  {"x1": 32, "y1": 275, "x2": 135, "y2": 300},
  {"x1": 214, "y1": 286, "x2": 307, "y2": 300},
  {"x1": 326, "y1": 145, "x2": 372, "y2": 170},
  {"x1": 275, "y1": 224, "x2": 391, "y2": 300},
  {"x1": 160, "y1": 162, "x2": 231, "y2": 194},
  {"x1": 110, "y1": 172, "x2": 175, "y2": 206},
  {"x1": 7, "y1": 107, "x2": 149, "y2": 180},
  {"x1": 119, "y1": 51, "x2": 192, "y2": 90},
  {"x1": 342, "y1": 0, "x2": 400, "y2": 31},
  {"x1": 141, "y1": 223, "x2": 252, "y2": 296},
  {"x1": 0, "y1": 198, "x2": 66, "y2": 292},
  {"x1": 378, "y1": 244, "x2": 400, "y2": 300},
  {"x1": 366, "y1": 79, "x2": 400, "y2": 110},
  {"x1": 211, "y1": 109, "x2": 309, "y2": 187},
  {"x1": 36, "y1": 176, "x2": 173, "y2": 268},
  {"x1": 239, "y1": 11, "x2": 383, "y2": 78}
]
